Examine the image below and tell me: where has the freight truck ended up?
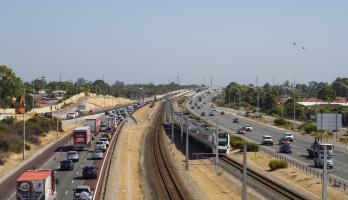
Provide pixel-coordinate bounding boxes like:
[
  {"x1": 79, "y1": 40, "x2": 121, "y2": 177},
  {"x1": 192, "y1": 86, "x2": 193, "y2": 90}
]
[
  {"x1": 86, "y1": 116, "x2": 101, "y2": 135},
  {"x1": 16, "y1": 169, "x2": 56, "y2": 200},
  {"x1": 72, "y1": 126, "x2": 92, "y2": 150}
]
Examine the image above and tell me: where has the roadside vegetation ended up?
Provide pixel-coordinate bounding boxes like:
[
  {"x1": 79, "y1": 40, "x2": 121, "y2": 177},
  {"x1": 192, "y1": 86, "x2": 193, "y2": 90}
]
[
  {"x1": 0, "y1": 115, "x2": 62, "y2": 165},
  {"x1": 269, "y1": 160, "x2": 288, "y2": 171},
  {"x1": 230, "y1": 135, "x2": 259, "y2": 152}
]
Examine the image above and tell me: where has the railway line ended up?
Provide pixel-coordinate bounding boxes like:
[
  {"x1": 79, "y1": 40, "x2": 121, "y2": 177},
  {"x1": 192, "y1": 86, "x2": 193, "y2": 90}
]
[
  {"x1": 219, "y1": 155, "x2": 309, "y2": 200},
  {"x1": 147, "y1": 102, "x2": 190, "y2": 200}
]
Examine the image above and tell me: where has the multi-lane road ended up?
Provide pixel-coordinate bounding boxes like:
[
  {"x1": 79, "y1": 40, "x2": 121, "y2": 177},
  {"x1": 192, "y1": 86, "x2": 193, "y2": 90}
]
[{"x1": 189, "y1": 94, "x2": 348, "y2": 181}]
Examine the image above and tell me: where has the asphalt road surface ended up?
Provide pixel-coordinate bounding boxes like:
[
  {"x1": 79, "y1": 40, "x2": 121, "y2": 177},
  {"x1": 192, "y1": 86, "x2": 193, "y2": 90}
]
[{"x1": 188, "y1": 94, "x2": 348, "y2": 181}]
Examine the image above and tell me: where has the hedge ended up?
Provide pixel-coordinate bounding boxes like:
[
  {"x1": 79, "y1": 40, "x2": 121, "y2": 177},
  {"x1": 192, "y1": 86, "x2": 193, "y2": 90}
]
[
  {"x1": 269, "y1": 160, "x2": 288, "y2": 171},
  {"x1": 230, "y1": 135, "x2": 259, "y2": 152}
]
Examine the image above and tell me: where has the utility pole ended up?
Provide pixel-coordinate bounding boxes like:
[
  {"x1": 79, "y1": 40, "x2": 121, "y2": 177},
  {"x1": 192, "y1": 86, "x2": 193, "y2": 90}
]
[
  {"x1": 171, "y1": 107, "x2": 174, "y2": 145},
  {"x1": 185, "y1": 126, "x2": 190, "y2": 170},
  {"x1": 181, "y1": 107, "x2": 183, "y2": 143},
  {"x1": 23, "y1": 86, "x2": 26, "y2": 160},
  {"x1": 210, "y1": 76, "x2": 213, "y2": 88},
  {"x1": 56, "y1": 104, "x2": 59, "y2": 136},
  {"x1": 242, "y1": 145, "x2": 248, "y2": 200},
  {"x1": 256, "y1": 76, "x2": 260, "y2": 119},
  {"x1": 215, "y1": 131, "x2": 219, "y2": 166},
  {"x1": 322, "y1": 145, "x2": 328, "y2": 200}
]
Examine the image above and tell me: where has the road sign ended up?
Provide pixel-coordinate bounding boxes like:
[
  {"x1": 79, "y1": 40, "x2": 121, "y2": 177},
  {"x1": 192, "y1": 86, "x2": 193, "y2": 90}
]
[{"x1": 317, "y1": 113, "x2": 342, "y2": 131}]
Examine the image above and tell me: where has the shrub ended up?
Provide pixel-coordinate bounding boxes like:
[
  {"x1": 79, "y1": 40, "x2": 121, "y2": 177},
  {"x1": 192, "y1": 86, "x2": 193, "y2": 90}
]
[
  {"x1": 269, "y1": 160, "x2": 288, "y2": 171},
  {"x1": 274, "y1": 118, "x2": 289, "y2": 126},
  {"x1": 0, "y1": 140, "x2": 10, "y2": 152},
  {"x1": 299, "y1": 121, "x2": 316, "y2": 134},
  {"x1": 25, "y1": 144, "x2": 31, "y2": 151},
  {"x1": 230, "y1": 136, "x2": 259, "y2": 152}
]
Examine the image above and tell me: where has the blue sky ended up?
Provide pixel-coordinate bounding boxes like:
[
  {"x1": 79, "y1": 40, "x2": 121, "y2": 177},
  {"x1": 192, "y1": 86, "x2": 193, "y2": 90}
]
[{"x1": 1, "y1": 1, "x2": 347, "y2": 86}]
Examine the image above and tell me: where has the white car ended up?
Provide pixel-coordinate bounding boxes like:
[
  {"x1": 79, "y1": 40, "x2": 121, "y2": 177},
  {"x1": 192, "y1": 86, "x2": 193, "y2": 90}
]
[
  {"x1": 244, "y1": 125, "x2": 253, "y2": 131},
  {"x1": 67, "y1": 112, "x2": 77, "y2": 119},
  {"x1": 95, "y1": 141, "x2": 107, "y2": 152},
  {"x1": 284, "y1": 132, "x2": 294, "y2": 142},
  {"x1": 92, "y1": 149, "x2": 103, "y2": 160},
  {"x1": 262, "y1": 135, "x2": 274, "y2": 145},
  {"x1": 99, "y1": 138, "x2": 109, "y2": 147},
  {"x1": 73, "y1": 185, "x2": 93, "y2": 200},
  {"x1": 67, "y1": 151, "x2": 79, "y2": 162}
]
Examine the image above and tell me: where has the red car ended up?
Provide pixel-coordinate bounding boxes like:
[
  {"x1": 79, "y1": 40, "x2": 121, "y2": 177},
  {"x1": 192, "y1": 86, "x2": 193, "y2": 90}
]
[
  {"x1": 220, "y1": 111, "x2": 225, "y2": 115},
  {"x1": 278, "y1": 137, "x2": 290, "y2": 145}
]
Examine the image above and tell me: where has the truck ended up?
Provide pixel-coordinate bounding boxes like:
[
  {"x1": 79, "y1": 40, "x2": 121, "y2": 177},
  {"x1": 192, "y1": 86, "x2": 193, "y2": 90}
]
[
  {"x1": 72, "y1": 126, "x2": 92, "y2": 150},
  {"x1": 16, "y1": 169, "x2": 56, "y2": 200},
  {"x1": 307, "y1": 137, "x2": 334, "y2": 158},
  {"x1": 86, "y1": 116, "x2": 101, "y2": 135}
]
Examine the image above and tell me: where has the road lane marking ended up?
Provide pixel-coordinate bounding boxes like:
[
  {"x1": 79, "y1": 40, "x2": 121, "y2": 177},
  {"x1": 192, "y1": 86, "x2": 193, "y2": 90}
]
[
  {"x1": 72, "y1": 180, "x2": 74, "y2": 183},
  {"x1": 65, "y1": 190, "x2": 68, "y2": 195}
]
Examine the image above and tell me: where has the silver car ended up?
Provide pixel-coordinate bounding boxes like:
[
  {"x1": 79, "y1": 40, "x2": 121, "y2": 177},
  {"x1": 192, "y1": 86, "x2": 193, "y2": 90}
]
[
  {"x1": 67, "y1": 151, "x2": 79, "y2": 162},
  {"x1": 92, "y1": 149, "x2": 103, "y2": 160},
  {"x1": 73, "y1": 185, "x2": 93, "y2": 200}
]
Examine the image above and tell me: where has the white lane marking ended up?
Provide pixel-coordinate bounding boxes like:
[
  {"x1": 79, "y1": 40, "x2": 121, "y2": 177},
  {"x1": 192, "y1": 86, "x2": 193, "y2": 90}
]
[
  {"x1": 65, "y1": 190, "x2": 68, "y2": 195},
  {"x1": 76, "y1": 171, "x2": 79, "y2": 175},
  {"x1": 72, "y1": 180, "x2": 74, "y2": 184}
]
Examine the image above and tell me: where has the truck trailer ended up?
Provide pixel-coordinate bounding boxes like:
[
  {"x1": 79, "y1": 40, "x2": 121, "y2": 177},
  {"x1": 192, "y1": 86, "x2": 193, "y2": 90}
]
[
  {"x1": 72, "y1": 126, "x2": 92, "y2": 150},
  {"x1": 86, "y1": 116, "x2": 101, "y2": 135},
  {"x1": 16, "y1": 169, "x2": 56, "y2": 200}
]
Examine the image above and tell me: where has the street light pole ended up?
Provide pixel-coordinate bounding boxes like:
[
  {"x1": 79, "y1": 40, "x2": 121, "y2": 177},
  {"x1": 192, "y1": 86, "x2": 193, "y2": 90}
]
[
  {"x1": 32, "y1": 76, "x2": 45, "y2": 110},
  {"x1": 185, "y1": 125, "x2": 190, "y2": 170},
  {"x1": 23, "y1": 85, "x2": 26, "y2": 160}
]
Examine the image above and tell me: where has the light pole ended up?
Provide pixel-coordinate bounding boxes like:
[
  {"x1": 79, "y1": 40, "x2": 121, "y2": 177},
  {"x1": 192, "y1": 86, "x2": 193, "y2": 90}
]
[
  {"x1": 23, "y1": 85, "x2": 26, "y2": 160},
  {"x1": 32, "y1": 76, "x2": 45, "y2": 110},
  {"x1": 281, "y1": 86, "x2": 297, "y2": 123}
]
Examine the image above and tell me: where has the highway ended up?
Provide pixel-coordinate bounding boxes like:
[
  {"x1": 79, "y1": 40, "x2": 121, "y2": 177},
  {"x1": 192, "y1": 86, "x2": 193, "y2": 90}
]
[
  {"x1": 1, "y1": 113, "x2": 124, "y2": 200},
  {"x1": 188, "y1": 94, "x2": 348, "y2": 181}
]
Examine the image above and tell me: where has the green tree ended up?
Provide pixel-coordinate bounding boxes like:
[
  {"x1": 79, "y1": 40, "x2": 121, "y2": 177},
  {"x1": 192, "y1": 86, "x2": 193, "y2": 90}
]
[
  {"x1": 318, "y1": 85, "x2": 336, "y2": 101},
  {"x1": 0, "y1": 66, "x2": 23, "y2": 108}
]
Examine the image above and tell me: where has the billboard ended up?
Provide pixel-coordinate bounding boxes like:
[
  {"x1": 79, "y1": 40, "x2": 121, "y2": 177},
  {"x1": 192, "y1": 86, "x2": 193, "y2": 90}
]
[{"x1": 316, "y1": 113, "x2": 342, "y2": 131}]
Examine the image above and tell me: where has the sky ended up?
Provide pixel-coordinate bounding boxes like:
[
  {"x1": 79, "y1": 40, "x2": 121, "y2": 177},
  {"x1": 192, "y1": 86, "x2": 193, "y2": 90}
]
[{"x1": 1, "y1": 1, "x2": 348, "y2": 86}]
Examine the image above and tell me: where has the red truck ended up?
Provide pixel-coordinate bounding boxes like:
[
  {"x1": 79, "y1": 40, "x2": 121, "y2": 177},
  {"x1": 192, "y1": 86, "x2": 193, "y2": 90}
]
[
  {"x1": 86, "y1": 116, "x2": 101, "y2": 135},
  {"x1": 72, "y1": 126, "x2": 92, "y2": 150},
  {"x1": 16, "y1": 169, "x2": 56, "y2": 200}
]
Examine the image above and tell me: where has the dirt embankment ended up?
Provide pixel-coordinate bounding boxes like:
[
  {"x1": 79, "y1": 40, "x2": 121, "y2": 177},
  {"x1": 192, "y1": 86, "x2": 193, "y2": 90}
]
[{"x1": 105, "y1": 103, "x2": 159, "y2": 200}]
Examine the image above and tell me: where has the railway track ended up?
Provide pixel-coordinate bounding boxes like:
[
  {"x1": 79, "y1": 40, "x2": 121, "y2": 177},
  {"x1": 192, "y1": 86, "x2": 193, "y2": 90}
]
[
  {"x1": 219, "y1": 155, "x2": 310, "y2": 200},
  {"x1": 148, "y1": 103, "x2": 189, "y2": 200}
]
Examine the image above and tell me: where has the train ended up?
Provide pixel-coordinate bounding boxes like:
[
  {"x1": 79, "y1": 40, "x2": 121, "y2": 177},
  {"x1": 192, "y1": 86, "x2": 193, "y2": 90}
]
[{"x1": 175, "y1": 113, "x2": 230, "y2": 154}]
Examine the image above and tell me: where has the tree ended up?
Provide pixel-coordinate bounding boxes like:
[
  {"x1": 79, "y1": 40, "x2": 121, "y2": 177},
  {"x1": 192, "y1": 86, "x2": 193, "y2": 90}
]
[
  {"x1": 32, "y1": 78, "x2": 47, "y2": 91},
  {"x1": 331, "y1": 77, "x2": 348, "y2": 97},
  {"x1": 0, "y1": 65, "x2": 23, "y2": 108},
  {"x1": 318, "y1": 86, "x2": 336, "y2": 101}
]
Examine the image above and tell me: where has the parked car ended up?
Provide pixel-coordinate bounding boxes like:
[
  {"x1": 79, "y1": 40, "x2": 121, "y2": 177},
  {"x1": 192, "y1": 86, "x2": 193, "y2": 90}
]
[
  {"x1": 67, "y1": 112, "x2": 78, "y2": 119},
  {"x1": 82, "y1": 165, "x2": 98, "y2": 179},
  {"x1": 233, "y1": 118, "x2": 239, "y2": 123},
  {"x1": 283, "y1": 132, "x2": 294, "y2": 142},
  {"x1": 201, "y1": 112, "x2": 206, "y2": 117},
  {"x1": 244, "y1": 125, "x2": 253, "y2": 131},
  {"x1": 99, "y1": 138, "x2": 110, "y2": 146},
  {"x1": 262, "y1": 135, "x2": 274, "y2": 145},
  {"x1": 279, "y1": 144, "x2": 292, "y2": 154},
  {"x1": 91, "y1": 149, "x2": 103, "y2": 160},
  {"x1": 60, "y1": 159, "x2": 74, "y2": 171},
  {"x1": 209, "y1": 111, "x2": 215, "y2": 116},
  {"x1": 73, "y1": 185, "x2": 93, "y2": 200},
  {"x1": 278, "y1": 137, "x2": 290, "y2": 145},
  {"x1": 67, "y1": 151, "x2": 79, "y2": 162},
  {"x1": 95, "y1": 141, "x2": 107, "y2": 152}
]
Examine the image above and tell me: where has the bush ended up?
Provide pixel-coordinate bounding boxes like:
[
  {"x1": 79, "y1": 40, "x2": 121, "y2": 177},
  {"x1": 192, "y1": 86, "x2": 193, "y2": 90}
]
[
  {"x1": 274, "y1": 118, "x2": 289, "y2": 126},
  {"x1": 269, "y1": 160, "x2": 288, "y2": 171},
  {"x1": 299, "y1": 121, "x2": 316, "y2": 134},
  {"x1": 230, "y1": 136, "x2": 259, "y2": 152}
]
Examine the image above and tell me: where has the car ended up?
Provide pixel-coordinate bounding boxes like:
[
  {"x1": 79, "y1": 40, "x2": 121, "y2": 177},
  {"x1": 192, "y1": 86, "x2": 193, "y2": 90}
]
[
  {"x1": 99, "y1": 138, "x2": 109, "y2": 146},
  {"x1": 43, "y1": 112, "x2": 53, "y2": 118},
  {"x1": 82, "y1": 165, "x2": 98, "y2": 179},
  {"x1": 233, "y1": 118, "x2": 239, "y2": 123},
  {"x1": 283, "y1": 132, "x2": 294, "y2": 142},
  {"x1": 220, "y1": 111, "x2": 225, "y2": 115},
  {"x1": 197, "y1": 106, "x2": 202, "y2": 109},
  {"x1": 73, "y1": 185, "x2": 93, "y2": 200},
  {"x1": 191, "y1": 106, "x2": 195, "y2": 109},
  {"x1": 102, "y1": 133, "x2": 112, "y2": 141},
  {"x1": 201, "y1": 112, "x2": 206, "y2": 117},
  {"x1": 314, "y1": 156, "x2": 333, "y2": 169},
  {"x1": 237, "y1": 128, "x2": 246, "y2": 134},
  {"x1": 91, "y1": 149, "x2": 103, "y2": 160},
  {"x1": 95, "y1": 141, "x2": 107, "y2": 152},
  {"x1": 100, "y1": 123, "x2": 107, "y2": 132},
  {"x1": 262, "y1": 135, "x2": 274, "y2": 146},
  {"x1": 67, "y1": 151, "x2": 79, "y2": 162},
  {"x1": 209, "y1": 111, "x2": 215, "y2": 116},
  {"x1": 278, "y1": 137, "x2": 290, "y2": 145},
  {"x1": 244, "y1": 125, "x2": 253, "y2": 131},
  {"x1": 67, "y1": 112, "x2": 77, "y2": 119},
  {"x1": 60, "y1": 159, "x2": 74, "y2": 171},
  {"x1": 279, "y1": 144, "x2": 292, "y2": 154}
]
